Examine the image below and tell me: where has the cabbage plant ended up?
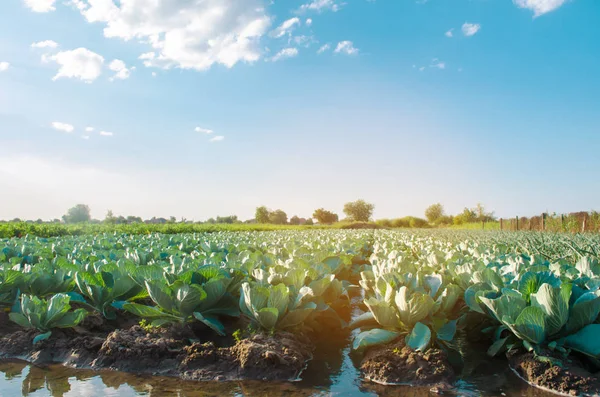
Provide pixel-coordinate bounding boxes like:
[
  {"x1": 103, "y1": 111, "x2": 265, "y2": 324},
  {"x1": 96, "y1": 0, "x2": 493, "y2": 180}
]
[
  {"x1": 351, "y1": 273, "x2": 461, "y2": 352},
  {"x1": 123, "y1": 268, "x2": 239, "y2": 335},
  {"x1": 478, "y1": 280, "x2": 600, "y2": 358},
  {"x1": 9, "y1": 293, "x2": 87, "y2": 343}
]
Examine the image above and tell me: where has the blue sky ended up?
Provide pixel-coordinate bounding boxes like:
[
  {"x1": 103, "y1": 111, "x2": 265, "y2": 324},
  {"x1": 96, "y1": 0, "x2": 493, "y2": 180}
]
[{"x1": 0, "y1": 0, "x2": 598, "y2": 221}]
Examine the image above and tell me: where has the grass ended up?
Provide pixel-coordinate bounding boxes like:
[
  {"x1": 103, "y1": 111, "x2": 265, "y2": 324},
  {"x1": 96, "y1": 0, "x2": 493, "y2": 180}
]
[
  {"x1": 0, "y1": 222, "x2": 332, "y2": 238},
  {"x1": 448, "y1": 221, "x2": 501, "y2": 231}
]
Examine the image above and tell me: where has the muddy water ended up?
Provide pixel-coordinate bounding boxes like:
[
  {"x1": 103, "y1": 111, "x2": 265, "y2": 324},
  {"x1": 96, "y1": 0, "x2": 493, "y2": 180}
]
[{"x1": 0, "y1": 340, "x2": 559, "y2": 397}]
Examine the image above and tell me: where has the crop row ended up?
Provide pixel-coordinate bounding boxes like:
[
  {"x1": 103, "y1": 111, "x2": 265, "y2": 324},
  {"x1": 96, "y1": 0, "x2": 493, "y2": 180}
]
[{"x1": 1, "y1": 230, "x2": 600, "y2": 388}]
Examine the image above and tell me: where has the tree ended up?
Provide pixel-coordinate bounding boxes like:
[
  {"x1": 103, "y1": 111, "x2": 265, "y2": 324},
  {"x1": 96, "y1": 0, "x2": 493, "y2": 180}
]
[
  {"x1": 255, "y1": 206, "x2": 270, "y2": 224},
  {"x1": 305, "y1": 218, "x2": 314, "y2": 226},
  {"x1": 62, "y1": 204, "x2": 91, "y2": 224},
  {"x1": 269, "y1": 209, "x2": 288, "y2": 225},
  {"x1": 474, "y1": 203, "x2": 496, "y2": 222},
  {"x1": 453, "y1": 208, "x2": 477, "y2": 225},
  {"x1": 312, "y1": 208, "x2": 339, "y2": 224},
  {"x1": 104, "y1": 210, "x2": 116, "y2": 224},
  {"x1": 126, "y1": 216, "x2": 143, "y2": 224},
  {"x1": 343, "y1": 199, "x2": 374, "y2": 222},
  {"x1": 425, "y1": 203, "x2": 444, "y2": 223},
  {"x1": 289, "y1": 215, "x2": 301, "y2": 225},
  {"x1": 216, "y1": 215, "x2": 238, "y2": 224}
]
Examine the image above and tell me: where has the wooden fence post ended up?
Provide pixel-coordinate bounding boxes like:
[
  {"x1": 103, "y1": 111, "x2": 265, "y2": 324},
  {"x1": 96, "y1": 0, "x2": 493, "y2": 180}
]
[
  {"x1": 516, "y1": 216, "x2": 519, "y2": 231},
  {"x1": 561, "y1": 214, "x2": 565, "y2": 231},
  {"x1": 500, "y1": 218, "x2": 503, "y2": 231},
  {"x1": 542, "y1": 213, "x2": 546, "y2": 231},
  {"x1": 582, "y1": 214, "x2": 587, "y2": 233}
]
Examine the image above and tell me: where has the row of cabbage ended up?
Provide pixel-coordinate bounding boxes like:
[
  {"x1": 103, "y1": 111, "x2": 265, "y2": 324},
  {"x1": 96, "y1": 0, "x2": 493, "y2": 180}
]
[
  {"x1": 352, "y1": 231, "x2": 600, "y2": 364},
  {"x1": 1, "y1": 230, "x2": 600, "y2": 365},
  {"x1": 0, "y1": 231, "x2": 371, "y2": 343}
]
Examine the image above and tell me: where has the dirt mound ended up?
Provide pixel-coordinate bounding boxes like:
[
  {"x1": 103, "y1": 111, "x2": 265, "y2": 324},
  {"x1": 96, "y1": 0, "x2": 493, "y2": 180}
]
[
  {"x1": 509, "y1": 351, "x2": 600, "y2": 396},
  {"x1": 0, "y1": 328, "x2": 104, "y2": 366},
  {"x1": 91, "y1": 325, "x2": 189, "y2": 375},
  {"x1": 360, "y1": 340, "x2": 454, "y2": 387},
  {"x1": 181, "y1": 331, "x2": 313, "y2": 381},
  {"x1": 0, "y1": 323, "x2": 314, "y2": 383}
]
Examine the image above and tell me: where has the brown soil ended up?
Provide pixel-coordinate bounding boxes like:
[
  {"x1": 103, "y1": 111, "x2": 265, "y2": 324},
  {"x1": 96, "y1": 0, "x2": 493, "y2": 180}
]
[
  {"x1": 360, "y1": 339, "x2": 455, "y2": 387},
  {"x1": 509, "y1": 350, "x2": 600, "y2": 396},
  {"x1": 181, "y1": 331, "x2": 313, "y2": 381},
  {"x1": 0, "y1": 321, "x2": 314, "y2": 383}
]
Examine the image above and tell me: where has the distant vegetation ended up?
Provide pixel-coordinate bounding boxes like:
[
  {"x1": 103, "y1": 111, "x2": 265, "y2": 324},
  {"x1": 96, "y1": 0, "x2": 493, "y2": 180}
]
[{"x1": 1, "y1": 200, "x2": 599, "y2": 238}]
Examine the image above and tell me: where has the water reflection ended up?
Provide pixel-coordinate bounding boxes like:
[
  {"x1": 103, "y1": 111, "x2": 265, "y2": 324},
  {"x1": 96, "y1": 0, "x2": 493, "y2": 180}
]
[{"x1": 0, "y1": 346, "x2": 562, "y2": 397}]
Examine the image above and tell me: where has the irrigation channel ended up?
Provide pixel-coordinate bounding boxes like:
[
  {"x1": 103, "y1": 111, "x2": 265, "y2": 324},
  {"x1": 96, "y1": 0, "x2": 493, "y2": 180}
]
[
  {"x1": 0, "y1": 300, "x2": 557, "y2": 396},
  {"x1": 0, "y1": 349, "x2": 556, "y2": 397}
]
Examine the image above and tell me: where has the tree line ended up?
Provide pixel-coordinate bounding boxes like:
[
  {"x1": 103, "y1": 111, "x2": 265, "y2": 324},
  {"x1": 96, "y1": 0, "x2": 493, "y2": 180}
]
[{"x1": 4, "y1": 200, "x2": 499, "y2": 228}]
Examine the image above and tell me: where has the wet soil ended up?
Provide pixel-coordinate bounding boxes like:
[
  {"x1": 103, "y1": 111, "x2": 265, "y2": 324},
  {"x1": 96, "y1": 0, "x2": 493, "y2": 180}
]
[
  {"x1": 360, "y1": 339, "x2": 455, "y2": 387},
  {"x1": 0, "y1": 315, "x2": 314, "y2": 383},
  {"x1": 509, "y1": 350, "x2": 600, "y2": 396}
]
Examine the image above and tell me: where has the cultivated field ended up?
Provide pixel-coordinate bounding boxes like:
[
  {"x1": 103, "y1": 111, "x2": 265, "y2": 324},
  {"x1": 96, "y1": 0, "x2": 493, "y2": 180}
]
[{"x1": 1, "y1": 229, "x2": 599, "y2": 395}]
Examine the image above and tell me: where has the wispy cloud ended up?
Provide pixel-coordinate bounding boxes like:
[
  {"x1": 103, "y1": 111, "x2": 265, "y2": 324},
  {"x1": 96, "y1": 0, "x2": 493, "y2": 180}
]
[
  {"x1": 317, "y1": 44, "x2": 331, "y2": 54},
  {"x1": 85, "y1": 127, "x2": 94, "y2": 132},
  {"x1": 270, "y1": 48, "x2": 299, "y2": 62},
  {"x1": 108, "y1": 59, "x2": 132, "y2": 81},
  {"x1": 195, "y1": 127, "x2": 214, "y2": 134},
  {"x1": 99, "y1": 131, "x2": 114, "y2": 137},
  {"x1": 445, "y1": 29, "x2": 454, "y2": 38},
  {"x1": 430, "y1": 59, "x2": 446, "y2": 69},
  {"x1": 298, "y1": 0, "x2": 343, "y2": 13},
  {"x1": 24, "y1": 0, "x2": 56, "y2": 12},
  {"x1": 306, "y1": 18, "x2": 313, "y2": 26},
  {"x1": 209, "y1": 135, "x2": 225, "y2": 142},
  {"x1": 334, "y1": 41, "x2": 358, "y2": 55},
  {"x1": 0, "y1": 62, "x2": 9, "y2": 72},
  {"x1": 51, "y1": 122, "x2": 74, "y2": 133},
  {"x1": 462, "y1": 23, "x2": 481, "y2": 37},
  {"x1": 513, "y1": 0, "x2": 568, "y2": 17},
  {"x1": 270, "y1": 18, "x2": 300, "y2": 38},
  {"x1": 31, "y1": 40, "x2": 59, "y2": 49}
]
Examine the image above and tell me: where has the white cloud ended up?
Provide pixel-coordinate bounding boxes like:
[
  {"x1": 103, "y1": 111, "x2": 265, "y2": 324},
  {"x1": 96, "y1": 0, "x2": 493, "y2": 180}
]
[
  {"x1": 45, "y1": 47, "x2": 104, "y2": 83},
  {"x1": 0, "y1": 62, "x2": 9, "y2": 72},
  {"x1": 419, "y1": 66, "x2": 425, "y2": 71},
  {"x1": 151, "y1": 72, "x2": 157, "y2": 77},
  {"x1": 209, "y1": 135, "x2": 225, "y2": 142},
  {"x1": 195, "y1": 127, "x2": 214, "y2": 134},
  {"x1": 513, "y1": 0, "x2": 568, "y2": 16},
  {"x1": 445, "y1": 29, "x2": 453, "y2": 38},
  {"x1": 306, "y1": 18, "x2": 313, "y2": 26},
  {"x1": 51, "y1": 122, "x2": 75, "y2": 133},
  {"x1": 298, "y1": 0, "x2": 343, "y2": 13},
  {"x1": 85, "y1": 127, "x2": 94, "y2": 132},
  {"x1": 23, "y1": 0, "x2": 56, "y2": 12},
  {"x1": 108, "y1": 59, "x2": 131, "y2": 80},
  {"x1": 317, "y1": 44, "x2": 330, "y2": 54},
  {"x1": 270, "y1": 47, "x2": 299, "y2": 62},
  {"x1": 31, "y1": 40, "x2": 59, "y2": 49},
  {"x1": 430, "y1": 59, "x2": 445, "y2": 69},
  {"x1": 82, "y1": 135, "x2": 90, "y2": 140},
  {"x1": 334, "y1": 41, "x2": 358, "y2": 55},
  {"x1": 99, "y1": 131, "x2": 114, "y2": 137},
  {"x1": 462, "y1": 23, "x2": 481, "y2": 37},
  {"x1": 293, "y1": 35, "x2": 316, "y2": 47},
  {"x1": 271, "y1": 17, "x2": 300, "y2": 38},
  {"x1": 75, "y1": 0, "x2": 272, "y2": 71}
]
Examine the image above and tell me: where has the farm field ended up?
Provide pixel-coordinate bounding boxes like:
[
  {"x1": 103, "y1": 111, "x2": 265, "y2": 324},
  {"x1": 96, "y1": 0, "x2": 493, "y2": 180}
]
[{"x1": 1, "y1": 229, "x2": 600, "y2": 396}]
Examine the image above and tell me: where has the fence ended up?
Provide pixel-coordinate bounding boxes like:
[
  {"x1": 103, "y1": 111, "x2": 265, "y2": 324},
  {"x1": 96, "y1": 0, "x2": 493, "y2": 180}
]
[{"x1": 494, "y1": 212, "x2": 600, "y2": 233}]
